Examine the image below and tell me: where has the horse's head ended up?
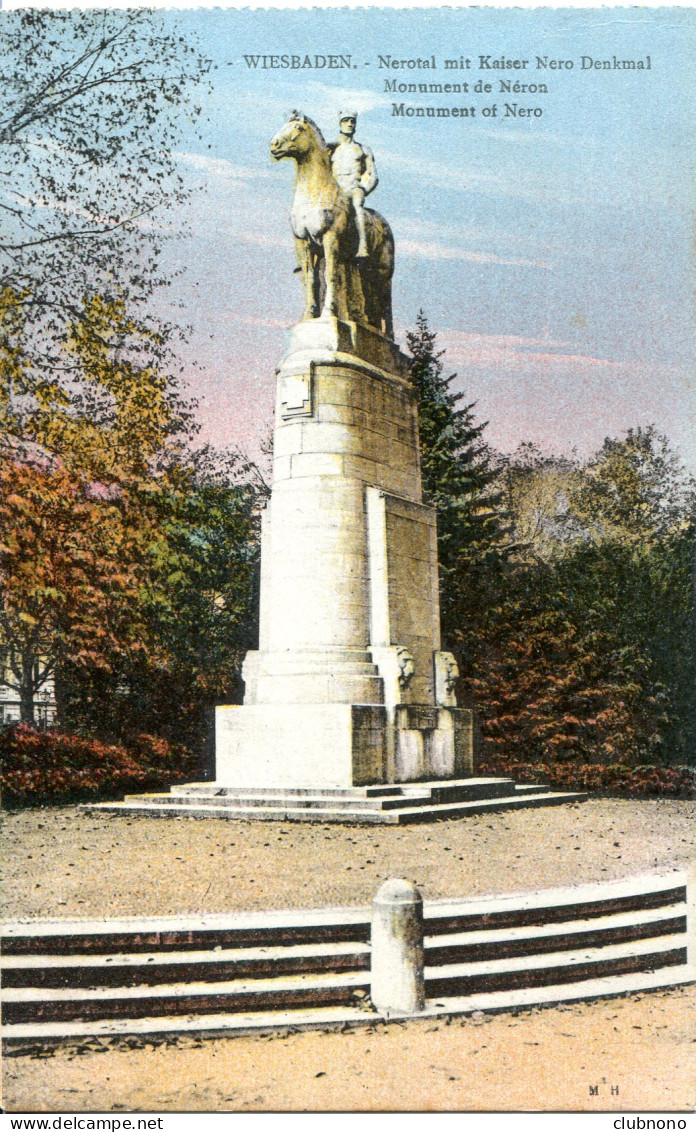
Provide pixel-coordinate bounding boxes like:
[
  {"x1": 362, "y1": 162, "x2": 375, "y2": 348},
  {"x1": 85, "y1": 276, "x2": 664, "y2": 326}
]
[{"x1": 270, "y1": 111, "x2": 327, "y2": 162}]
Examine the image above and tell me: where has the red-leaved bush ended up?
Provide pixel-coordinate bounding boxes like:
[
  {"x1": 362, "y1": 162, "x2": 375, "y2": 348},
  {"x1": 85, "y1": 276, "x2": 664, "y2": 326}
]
[
  {"x1": 0, "y1": 724, "x2": 197, "y2": 807},
  {"x1": 477, "y1": 752, "x2": 696, "y2": 799}
]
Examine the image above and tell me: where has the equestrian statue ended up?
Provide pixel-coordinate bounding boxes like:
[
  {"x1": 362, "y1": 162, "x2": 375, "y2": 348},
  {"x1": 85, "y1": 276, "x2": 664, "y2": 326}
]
[{"x1": 270, "y1": 111, "x2": 395, "y2": 339}]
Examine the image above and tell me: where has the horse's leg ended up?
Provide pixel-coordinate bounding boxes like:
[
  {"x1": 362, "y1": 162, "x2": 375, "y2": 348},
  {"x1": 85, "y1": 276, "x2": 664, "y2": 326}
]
[
  {"x1": 312, "y1": 246, "x2": 325, "y2": 317},
  {"x1": 375, "y1": 224, "x2": 395, "y2": 338},
  {"x1": 350, "y1": 262, "x2": 367, "y2": 323},
  {"x1": 294, "y1": 236, "x2": 316, "y2": 319},
  {"x1": 382, "y1": 285, "x2": 394, "y2": 339},
  {"x1": 321, "y1": 228, "x2": 341, "y2": 318}
]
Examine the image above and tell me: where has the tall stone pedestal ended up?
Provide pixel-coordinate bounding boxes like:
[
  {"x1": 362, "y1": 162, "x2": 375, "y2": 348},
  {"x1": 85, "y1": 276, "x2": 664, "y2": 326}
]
[{"x1": 215, "y1": 316, "x2": 475, "y2": 789}]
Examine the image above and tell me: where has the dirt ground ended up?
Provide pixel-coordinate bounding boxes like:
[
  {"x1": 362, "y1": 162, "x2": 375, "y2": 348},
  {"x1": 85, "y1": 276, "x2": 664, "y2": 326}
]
[
  {"x1": 2, "y1": 797, "x2": 695, "y2": 919},
  {"x1": 4, "y1": 987, "x2": 696, "y2": 1112},
  {"x1": 2, "y1": 797, "x2": 695, "y2": 1112}
]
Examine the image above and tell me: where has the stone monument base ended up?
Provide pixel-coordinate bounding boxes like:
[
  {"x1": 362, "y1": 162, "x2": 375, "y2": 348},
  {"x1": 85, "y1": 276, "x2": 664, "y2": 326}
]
[{"x1": 215, "y1": 703, "x2": 475, "y2": 789}]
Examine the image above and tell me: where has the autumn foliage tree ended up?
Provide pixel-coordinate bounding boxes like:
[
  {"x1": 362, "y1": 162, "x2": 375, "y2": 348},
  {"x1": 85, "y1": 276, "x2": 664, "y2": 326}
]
[
  {"x1": 57, "y1": 442, "x2": 265, "y2": 751},
  {"x1": 0, "y1": 452, "x2": 146, "y2": 724},
  {"x1": 0, "y1": 14, "x2": 250, "y2": 754},
  {"x1": 0, "y1": 296, "x2": 171, "y2": 725}
]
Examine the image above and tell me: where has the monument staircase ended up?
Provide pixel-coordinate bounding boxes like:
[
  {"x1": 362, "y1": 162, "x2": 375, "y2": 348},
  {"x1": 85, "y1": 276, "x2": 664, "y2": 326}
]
[
  {"x1": 89, "y1": 777, "x2": 587, "y2": 824},
  {"x1": 2, "y1": 872, "x2": 692, "y2": 1045}
]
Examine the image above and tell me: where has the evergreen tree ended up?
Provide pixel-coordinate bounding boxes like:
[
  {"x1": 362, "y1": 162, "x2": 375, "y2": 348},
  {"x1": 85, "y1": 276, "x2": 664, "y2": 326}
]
[
  {"x1": 406, "y1": 311, "x2": 508, "y2": 676},
  {"x1": 406, "y1": 316, "x2": 695, "y2": 770}
]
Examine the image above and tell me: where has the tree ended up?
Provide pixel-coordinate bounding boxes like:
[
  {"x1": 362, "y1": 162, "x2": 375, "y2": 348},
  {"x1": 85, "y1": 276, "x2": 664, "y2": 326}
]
[
  {"x1": 0, "y1": 12, "x2": 211, "y2": 731},
  {"x1": 473, "y1": 429, "x2": 696, "y2": 768},
  {"x1": 0, "y1": 293, "x2": 183, "y2": 727},
  {"x1": 497, "y1": 442, "x2": 587, "y2": 564},
  {"x1": 472, "y1": 544, "x2": 669, "y2": 767},
  {"x1": 501, "y1": 428, "x2": 695, "y2": 560},
  {"x1": 0, "y1": 292, "x2": 193, "y2": 718},
  {"x1": 0, "y1": 8, "x2": 210, "y2": 430},
  {"x1": 572, "y1": 429, "x2": 696, "y2": 762},
  {"x1": 0, "y1": 288, "x2": 266, "y2": 746},
  {"x1": 80, "y1": 447, "x2": 266, "y2": 750},
  {"x1": 19, "y1": 293, "x2": 195, "y2": 483},
  {"x1": 571, "y1": 425, "x2": 694, "y2": 546},
  {"x1": 406, "y1": 311, "x2": 508, "y2": 671},
  {"x1": 0, "y1": 15, "x2": 271, "y2": 754},
  {"x1": 1, "y1": 344, "x2": 266, "y2": 748},
  {"x1": 0, "y1": 450, "x2": 145, "y2": 724}
]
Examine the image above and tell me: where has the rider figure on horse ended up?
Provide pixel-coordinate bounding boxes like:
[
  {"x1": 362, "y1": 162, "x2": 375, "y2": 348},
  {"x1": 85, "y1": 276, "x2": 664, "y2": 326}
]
[{"x1": 328, "y1": 110, "x2": 378, "y2": 259}]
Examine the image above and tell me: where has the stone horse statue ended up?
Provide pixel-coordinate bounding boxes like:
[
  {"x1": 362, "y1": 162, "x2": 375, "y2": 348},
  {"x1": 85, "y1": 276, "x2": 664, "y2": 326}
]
[{"x1": 270, "y1": 112, "x2": 394, "y2": 339}]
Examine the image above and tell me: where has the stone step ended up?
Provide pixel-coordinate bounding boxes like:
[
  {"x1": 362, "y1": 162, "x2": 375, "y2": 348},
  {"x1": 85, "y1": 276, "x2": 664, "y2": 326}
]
[
  {"x1": 425, "y1": 904, "x2": 687, "y2": 966},
  {"x1": 84, "y1": 776, "x2": 570, "y2": 825},
  {"x1": 400, "y1": 778, "x2": 515, "y2": 793},
  {"x1": 426, "y1": 780, "x2": 529, "y2": 802},
  {"x1": 123, "y1": 791, "x2": 435, "y2": 812},
  {"x1": 166, "y1": 777, "x2": 520, "y2": 803},
  {"x1": 2, "y1": 908, "x2": 370, "y2": 957},
  {"x1": 3, "y1": 934, "x2": 686, "y2": 1027},
  {"x1": 87, "y1": 790, "x2": 588, "y2": 825},
  {"x1": 2, "y1": 970, "x2": 370, "y2": 1025},
  {"x1": 4, "y1": 965, "x2": 691, "y2": 1046},
  {"x1": 125, "y1": 777, "x2": 523, "y2": 810},
  {"x1": 88, "y1": 800, "x2": 402, "y2": 823},
  {"x1": 424, "y1": 874, "x2": 687, "y2": 935},
  {"x1": 2, "y1": 941, "x2": 371, "y2": 989},
  {"x1": 3, "y1": 905, "x2": 683, "y2": 991},
  {"x1": 169, "y1": 782, "x2": 402, "y2": 798},
  {"x1": 424, "y1": 933, "x2": 688, "y2": 999},
  {"x1": 393, "y1": 791, "x2": 588, "y2": 822},
  {"x1": 2, "y1": 872, "x2": 688, "y2": 1042},
  {"x1": 5, "y1": 874, "x2": 683, "y2": 961}
]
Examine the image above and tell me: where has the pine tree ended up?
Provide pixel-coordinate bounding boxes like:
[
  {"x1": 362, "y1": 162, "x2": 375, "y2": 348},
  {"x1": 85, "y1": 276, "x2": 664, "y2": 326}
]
[{"x1": 406, "y1": 311, "x2": 508, "y2": 675}]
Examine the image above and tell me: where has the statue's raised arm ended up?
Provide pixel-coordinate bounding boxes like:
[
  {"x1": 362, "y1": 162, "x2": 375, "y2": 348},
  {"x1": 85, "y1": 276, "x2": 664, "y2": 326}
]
[{"x1": 270, "y1": 110, "x2": 394, "y2": 338}]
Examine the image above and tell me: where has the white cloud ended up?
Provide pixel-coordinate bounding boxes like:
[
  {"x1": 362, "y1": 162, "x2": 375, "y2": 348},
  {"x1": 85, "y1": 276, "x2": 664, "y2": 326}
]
[
  {"x1": 380, "y1": 149, "x2": 579, "y2": 206},
  {"x1": 444, "y1": 329, "x2": 571, "y2": 352},
  {"x1": 216, "y1": 228, "x2": 288, "y2": 250},
  {"x1": 175, "y1": 151, "x2": 275, "y2": 182},
  {"x1": 398, "y1": 238, "x2": 549, "y2": 269},
  {"x1": 439, "y1": 328, "x2": 684, "y2": 385},
  {"x1": 394, "y1": 214, "x2": 556, "y2": 257},
  {"x1": 297, "y1": 81, "x2": 393, "y2": 118}
]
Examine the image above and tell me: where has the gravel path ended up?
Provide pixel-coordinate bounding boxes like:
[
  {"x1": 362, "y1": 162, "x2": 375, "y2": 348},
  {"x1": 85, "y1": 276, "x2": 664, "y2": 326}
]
[{"x1": 2, "y1": 798, "x2": 694, "y2": 920}]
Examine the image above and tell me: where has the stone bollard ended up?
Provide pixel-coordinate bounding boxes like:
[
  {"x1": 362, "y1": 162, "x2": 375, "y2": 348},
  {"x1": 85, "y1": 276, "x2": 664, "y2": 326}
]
[{"x1": 371, "y1": 878, "x2": 425, "y2": 1015}]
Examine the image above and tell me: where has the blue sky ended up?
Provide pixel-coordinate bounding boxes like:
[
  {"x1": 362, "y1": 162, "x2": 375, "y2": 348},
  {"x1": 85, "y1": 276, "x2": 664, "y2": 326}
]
[{"x1": 158, "y1": 7, "x2": 695, "y2": 467}]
